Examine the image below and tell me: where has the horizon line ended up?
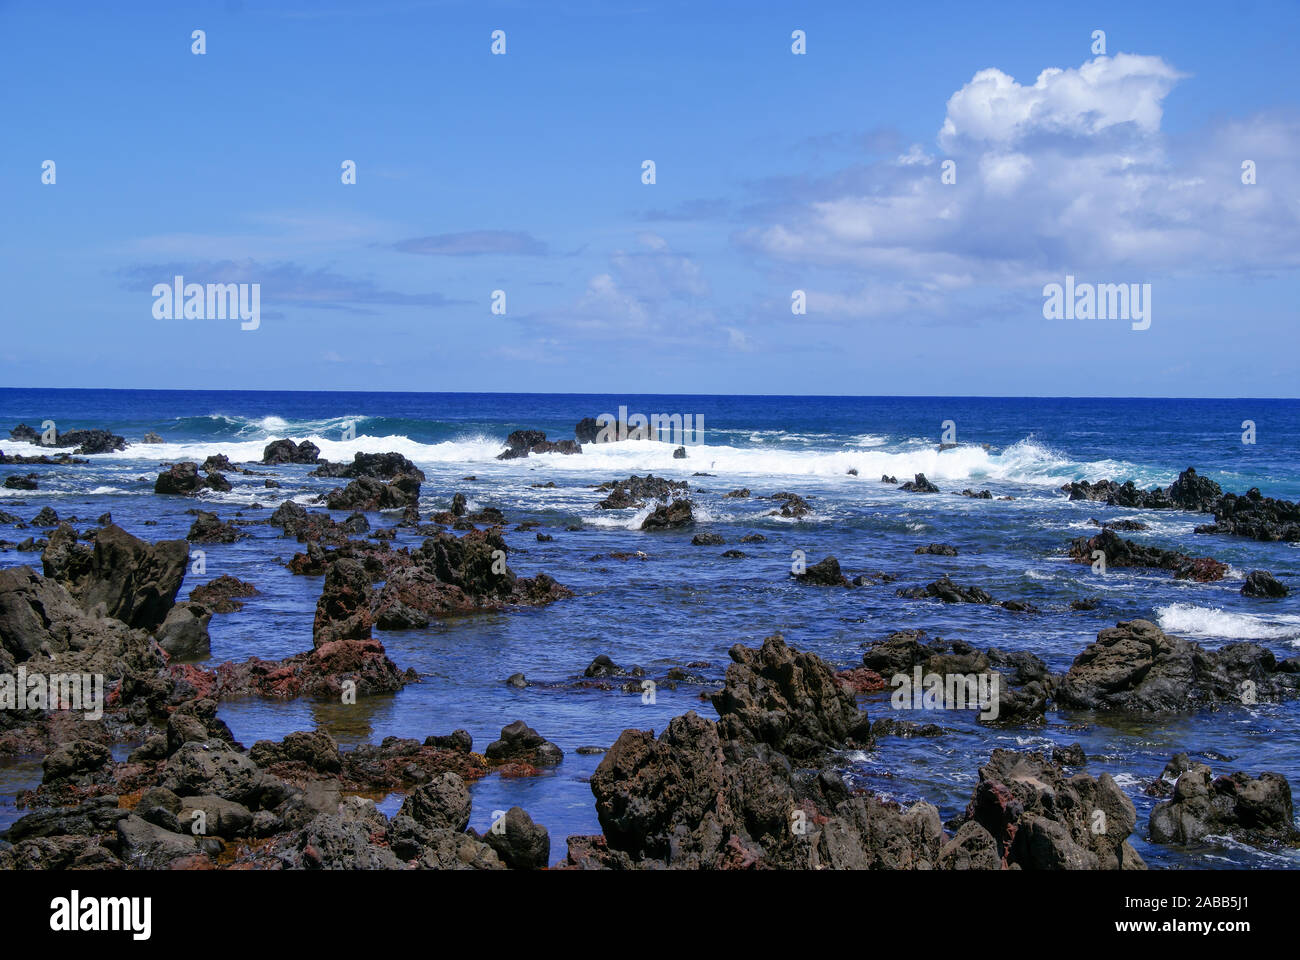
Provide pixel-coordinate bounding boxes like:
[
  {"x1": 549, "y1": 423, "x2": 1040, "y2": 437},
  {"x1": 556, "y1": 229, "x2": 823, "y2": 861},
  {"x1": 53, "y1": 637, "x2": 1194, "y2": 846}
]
[{"x1": 0, "y1": 386, "x2": 1296, "y2": 402}]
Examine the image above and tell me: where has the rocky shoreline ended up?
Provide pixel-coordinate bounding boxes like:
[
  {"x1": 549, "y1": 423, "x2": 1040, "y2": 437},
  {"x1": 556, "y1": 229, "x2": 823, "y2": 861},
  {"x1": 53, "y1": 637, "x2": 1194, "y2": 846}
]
[
  {"x1": 4, "y1": 618, "x2": 1295, "y2": 870},
  {"x1": 2, "y1": 436, "x2": 1299, "y2": 870}
]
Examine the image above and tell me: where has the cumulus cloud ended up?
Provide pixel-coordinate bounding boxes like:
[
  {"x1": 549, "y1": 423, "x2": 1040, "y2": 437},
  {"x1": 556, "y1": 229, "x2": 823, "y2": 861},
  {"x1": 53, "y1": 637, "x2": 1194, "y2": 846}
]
[
  {"x1": 939, "y1": 54, "x2": 1186, "y2": 148},
  {"x1": 736, "y1": 53, "x2": 1300, "y2": 305},
  {"x1": 978, "y1": 152, "x2": 1034, "y2": 195}
]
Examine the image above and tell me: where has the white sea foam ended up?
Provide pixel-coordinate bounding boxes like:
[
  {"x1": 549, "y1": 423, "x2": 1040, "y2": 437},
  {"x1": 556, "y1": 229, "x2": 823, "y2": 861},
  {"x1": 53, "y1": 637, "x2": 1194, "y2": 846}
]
[
  {"x1": 1024, "y1": 568, "x2": 1063, "y2": 581},
  {"x1": 3, "y1": 424, "x2": 1172, "y2": 492},
  {"x1": 581, "y1": 505, "x2": 657, "y2": 530},
  {"x1": 1155, "y1": 602, "x2": 1300, "y2": 641},
  {"x1": 90, "y1": 433, "x2": 507, "y2": 467}
]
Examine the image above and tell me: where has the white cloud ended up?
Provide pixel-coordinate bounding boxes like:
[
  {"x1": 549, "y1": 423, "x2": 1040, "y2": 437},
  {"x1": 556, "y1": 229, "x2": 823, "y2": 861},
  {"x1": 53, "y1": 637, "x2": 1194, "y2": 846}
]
[
  {"x1": 896, "y1": 143, "x2": 934, "y2": 166},
  {"x1": 725, "y1": 326, "x2": 754, "y2": 351},
  {"x1": 979, "y1": 152, "x2": 1034, "y2": 195},
  {"x1": 610, "y1": 233, "x2": 710, "y2": 300},
  {"x1": 574, "y1": 272, "x2": 650, "y2": 330},
  {"x1": 529, "y1": 234, "x2": 715, "y2": 340},
  {"x1": 737, "y1": 53, "x2": 1300, "y2": 294},
  {"x1": 939, "y1": 54, "x2": 1186, "y2": 149}
]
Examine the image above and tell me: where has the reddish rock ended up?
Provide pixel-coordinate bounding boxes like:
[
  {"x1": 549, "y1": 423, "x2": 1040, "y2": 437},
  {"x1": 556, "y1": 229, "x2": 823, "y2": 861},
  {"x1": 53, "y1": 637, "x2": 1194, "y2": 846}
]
[
  {"x1": 203, "y1": 638, "x2": 414, "y2": 701},
  {"x1": 835, "y1": 667, "x2": 887, "y2": 694},
  {"x1": 312, "y1": 558, "x2": 373, "y2": 647},
  {"x1": 495, "y1": 763, "x2": 543, "y2": 778}
]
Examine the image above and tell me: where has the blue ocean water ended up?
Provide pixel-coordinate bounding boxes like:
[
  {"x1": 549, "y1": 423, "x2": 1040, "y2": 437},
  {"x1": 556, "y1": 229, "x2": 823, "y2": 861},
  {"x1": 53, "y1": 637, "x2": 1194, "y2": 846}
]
[{"x1": 2, "y1": 388, "x2": 1298, "y2": 868}]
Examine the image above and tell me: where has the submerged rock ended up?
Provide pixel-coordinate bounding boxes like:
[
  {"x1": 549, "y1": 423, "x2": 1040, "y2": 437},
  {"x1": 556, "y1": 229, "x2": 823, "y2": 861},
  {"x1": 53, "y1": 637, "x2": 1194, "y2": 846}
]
[
  {"x1": 1055, "y1": 619, "x2": 1300, "y2": 711},
  {"x1": 187, "y1": 511, "x2": 247, "y2": 544},
  {"x1": 793, "y1": 556, "x2": 851, "y2": 587},
  {"x1": 1149, "y1": 760, "x2": 1299, "y2": 848},
  {"x1": 1063, "y1": 478, "x2": 1173, "y2": 509},
  {"x1": 497, "y1": 430, "x2": 581, "y2": 460},
  {"x1": 860, "y1": 630, "x2": 1053, "y2": 725},
  {"x1": 896, "y1": 575, "x2": 993, "y2": 604},
  {"x1": 1066, "y1": 467, "x2": 1300, "y2": 543},
  {"x1": 310, "y1": 452, "x2": 424, "y2": 481},
  {"x1": 1089, "y1": 517, "x2": 1148, "y2": 531},
  {"x1": 640, "y1": 500, "x2": 694, "y2": 530},
  {"x1": 30, "y1": 507, "x2": 57, "y2": 527},
  {"x1": 371, "y1": 528, "x2": 571, "y2": 623},
  {"x1": 900, "y1": 473, "x2": 940, "y2": 493},
  {"x1": 484, "y1": 720, "x2": 563, "y2": 766},
  {"x1": 198, "y1": 637, "x2": 415, "y2": 701},
  {"x1": 1242, "y1": 570, "x2": 1289, "y2": 598},
  {"x1": 915, "y1": 543, "x2": 958, "y2": 555},
  {"x1": 270, "y1": 500, "x2": 368, "y2": 546},
  {"x1": 596, "y1": 474, "x2": 689, "y2": 509},
  {"x1": 951, "y1": 749, "x2": 1145, "y2": 870},
  {"x1": 189, "y1": 575, "x2": 258, "y2": 613},
  {"x1": 1068, "y1": 528, "x2": 1227, "y2": 582},
  {"x1": 325, "y1": 474, "x2": 422, "y2": 511},
  {"x1": 1197, "y1": 488, "x2": 1300, "y2": 542},
  {"x1": 768, "y1": 492, "x2": 813, "y2": 518},
  {"x1": 261, "y1": 439, "x2": 320, "y2": 465},
  {"x1": 154, "y1": 462, "x2": 230, "y2": 496},
  {"x1": 8, "y1": 424, "x2": 126, "y2": 455}
]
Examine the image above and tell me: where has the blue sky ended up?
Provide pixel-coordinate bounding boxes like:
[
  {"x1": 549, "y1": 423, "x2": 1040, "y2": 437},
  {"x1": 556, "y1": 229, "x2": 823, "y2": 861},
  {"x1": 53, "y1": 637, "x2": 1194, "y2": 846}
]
[{"x1": 1, "y1": 0, "x2": 1297, "y2": 396}]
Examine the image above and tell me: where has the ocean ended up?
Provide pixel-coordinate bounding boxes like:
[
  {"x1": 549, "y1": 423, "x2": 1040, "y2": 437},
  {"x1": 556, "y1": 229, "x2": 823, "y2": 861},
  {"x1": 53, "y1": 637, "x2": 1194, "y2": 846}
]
[{"x1": 2, "y1": 388, "x2": 1298, "y2": 868}]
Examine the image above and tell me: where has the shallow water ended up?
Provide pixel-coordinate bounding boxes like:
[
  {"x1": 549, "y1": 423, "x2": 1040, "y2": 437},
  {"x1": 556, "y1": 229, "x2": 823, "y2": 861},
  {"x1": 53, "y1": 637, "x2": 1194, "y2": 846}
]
[{"x1": 2, "y1": 389, "x2": 1298, "y2": 867}]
